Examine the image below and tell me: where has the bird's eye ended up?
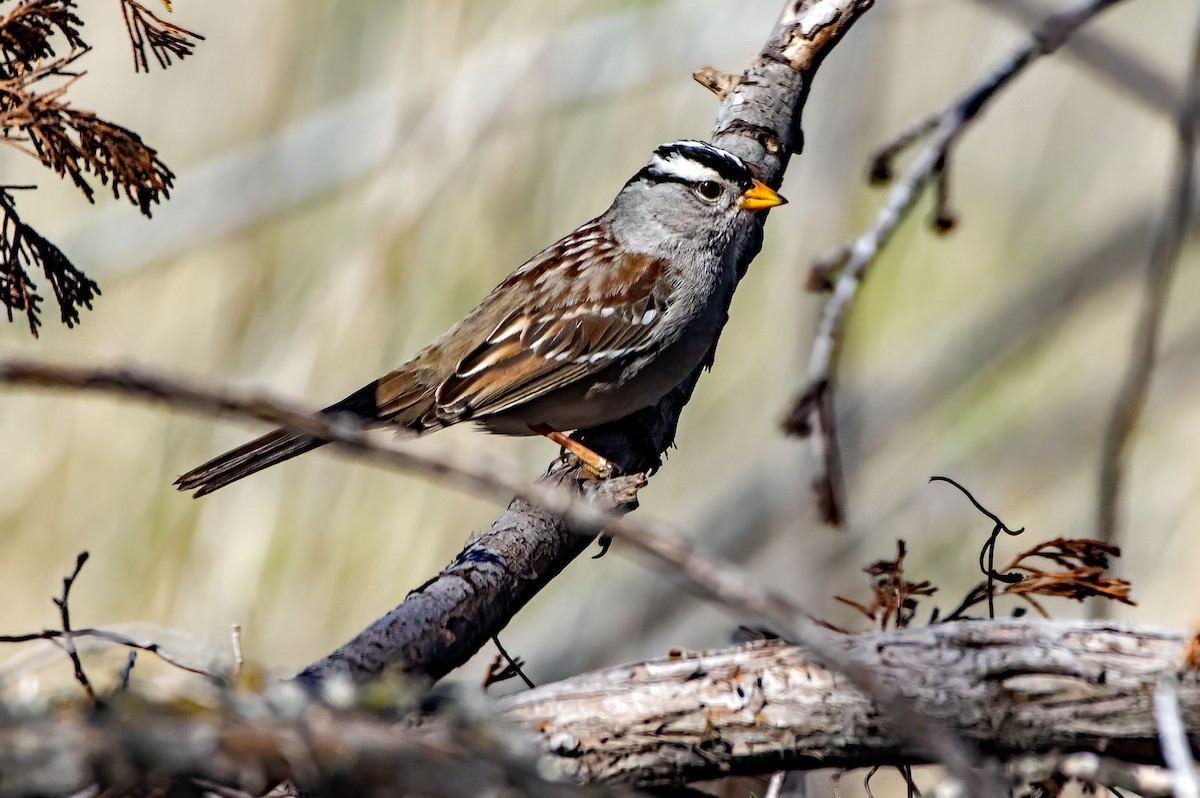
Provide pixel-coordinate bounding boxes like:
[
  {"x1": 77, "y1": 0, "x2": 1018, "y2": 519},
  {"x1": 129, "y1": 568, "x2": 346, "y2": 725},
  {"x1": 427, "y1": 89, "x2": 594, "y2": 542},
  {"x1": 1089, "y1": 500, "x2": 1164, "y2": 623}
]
[{"x1": 695, "y1": 180, "x2": 722, "y2": 201}]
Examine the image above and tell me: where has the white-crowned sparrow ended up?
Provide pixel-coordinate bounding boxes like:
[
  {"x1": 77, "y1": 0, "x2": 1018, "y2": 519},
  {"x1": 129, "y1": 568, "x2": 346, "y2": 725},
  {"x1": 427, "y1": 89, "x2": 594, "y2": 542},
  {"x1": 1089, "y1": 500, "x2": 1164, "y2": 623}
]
[{"x1": 176, "y1": 140, "x2": 785, "y2": 495}]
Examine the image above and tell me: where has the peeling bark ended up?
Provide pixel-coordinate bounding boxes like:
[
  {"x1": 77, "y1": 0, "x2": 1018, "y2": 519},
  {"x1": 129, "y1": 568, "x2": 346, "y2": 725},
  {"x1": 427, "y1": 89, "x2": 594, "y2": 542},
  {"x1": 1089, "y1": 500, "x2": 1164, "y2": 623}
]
[{"x1": 501, "y1": 620, "x2": 1199, "y2": 786}]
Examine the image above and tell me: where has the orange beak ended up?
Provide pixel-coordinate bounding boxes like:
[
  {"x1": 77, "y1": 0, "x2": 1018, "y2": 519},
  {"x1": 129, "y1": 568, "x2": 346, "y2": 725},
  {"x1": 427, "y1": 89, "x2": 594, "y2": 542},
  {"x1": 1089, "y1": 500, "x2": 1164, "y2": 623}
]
[{"x1": 739, "y1": 179, "x2": 787, "y2": 211}]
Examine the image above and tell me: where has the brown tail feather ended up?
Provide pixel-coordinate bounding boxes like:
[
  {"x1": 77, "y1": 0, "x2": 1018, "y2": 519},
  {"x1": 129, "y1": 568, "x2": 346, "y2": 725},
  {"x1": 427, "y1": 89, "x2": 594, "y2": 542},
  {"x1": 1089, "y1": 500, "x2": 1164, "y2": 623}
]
[
  {"x1": 175, "y1": 429, "x2": 327, "y2": 497},
  {"x1": 176, "y1": 372, "x2": 437, "y2": 497}
]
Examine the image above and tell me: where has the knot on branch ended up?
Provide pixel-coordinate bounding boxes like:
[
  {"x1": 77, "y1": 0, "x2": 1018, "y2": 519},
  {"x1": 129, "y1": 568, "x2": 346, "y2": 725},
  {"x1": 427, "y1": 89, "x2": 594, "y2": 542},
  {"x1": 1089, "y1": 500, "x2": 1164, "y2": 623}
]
[{"x1": 692, "y1": 66, "x2": 741, "y2": 100}]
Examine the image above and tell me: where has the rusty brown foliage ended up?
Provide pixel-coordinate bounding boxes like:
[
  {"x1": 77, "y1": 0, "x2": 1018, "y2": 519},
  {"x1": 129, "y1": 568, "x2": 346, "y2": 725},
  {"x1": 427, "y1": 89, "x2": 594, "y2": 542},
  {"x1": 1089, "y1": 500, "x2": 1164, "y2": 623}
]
[
  {"x1": 0, "y1": 187, "x2": 98, "y2": 334},
  {"x1": 943, "y1": 538, "x2": 1135, "y2": 621},
  {"x1": 119, "y1": 0, "x2": 203, "y2": 73},
  {"x1": 0, "y1": 0, "x2": 198, "y2": 336},
  {"x1": 835, "y1": 535, "x2": 1134, "y2": 630},
  {"x1": 0, "y1": 0, "x2": 84, "y2": 74},
  {"x1": 835, "y1": 540, "x2": 938, "y2": 630},
  {"x1": 2, "y1": 52, "x2": 176, "y2": 213},
  {"x1": 998, "y1": 538, "x2": 1135, "y2": 616}
]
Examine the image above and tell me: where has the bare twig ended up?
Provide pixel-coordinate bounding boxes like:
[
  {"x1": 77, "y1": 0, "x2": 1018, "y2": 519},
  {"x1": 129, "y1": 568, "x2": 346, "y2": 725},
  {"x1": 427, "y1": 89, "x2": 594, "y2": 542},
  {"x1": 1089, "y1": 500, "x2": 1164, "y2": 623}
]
[
  {"x1": 1095, "y1": 17, "x2": 1199, "y2": 559},
  {"x1": 1154, "y1": 675, "x2": 1200, "y2": 798},
  {"x1": 0, "y1": 357, "x2": 996, "y2": 793},
  {"x1": 974, "y1": 0, "x2": 1183, "y2": 119},
  {"x1": 0, "y1": 623, "x2": 225, "y2": 681},
  {"x1": 931, "y1": 476, "x2": 1025, "y2": 618},
  {"x1": 0, "y1": 359, "x2": 651, "y2": 542},
  {"x1": 2, "y1": 552, "x2": 226, "y2": 682},
  {"x1": 230, "y1": 623, "x2": 244, "y2": 677},
  {"x1": 116, "y1": 650, "x2": 137, "y2": 691},
  {"x1": 51, "y1": 551, "x2": 96, "y2": 702},
  {"x1": 783, "y1": 0, "x2": 1129, "y2": 526},
  {"x1": 490, "y1": 636, "x2": 536, "y2": 690}
]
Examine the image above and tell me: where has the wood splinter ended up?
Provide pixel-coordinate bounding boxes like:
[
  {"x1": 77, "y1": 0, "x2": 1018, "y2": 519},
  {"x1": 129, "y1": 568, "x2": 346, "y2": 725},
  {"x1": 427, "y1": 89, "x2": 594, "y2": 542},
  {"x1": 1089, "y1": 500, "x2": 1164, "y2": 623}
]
[{"x1": 693, "y1": 65, "x2": 741, "y2": 99}]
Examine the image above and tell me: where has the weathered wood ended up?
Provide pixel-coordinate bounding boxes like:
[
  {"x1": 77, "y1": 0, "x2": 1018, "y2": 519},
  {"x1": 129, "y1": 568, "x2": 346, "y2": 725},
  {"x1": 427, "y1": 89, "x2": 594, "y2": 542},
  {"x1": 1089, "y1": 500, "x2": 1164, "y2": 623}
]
[
  {"x1": 501, "y1": 620, "x2": 1200, "y2": 787},
  {"x1": 297, "y1": 473, "x2": 645, "y2": 684},
  {"x1": 2, "y1": 621, "x2": 1195, "y2": 795}
]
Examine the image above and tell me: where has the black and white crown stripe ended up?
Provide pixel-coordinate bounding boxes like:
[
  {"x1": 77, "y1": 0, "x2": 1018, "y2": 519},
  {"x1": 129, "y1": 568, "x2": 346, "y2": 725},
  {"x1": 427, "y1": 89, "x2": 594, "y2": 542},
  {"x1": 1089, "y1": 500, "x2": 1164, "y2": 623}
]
[{"x1": 629, "y1": 140, "x2": 754, "y2": 190}]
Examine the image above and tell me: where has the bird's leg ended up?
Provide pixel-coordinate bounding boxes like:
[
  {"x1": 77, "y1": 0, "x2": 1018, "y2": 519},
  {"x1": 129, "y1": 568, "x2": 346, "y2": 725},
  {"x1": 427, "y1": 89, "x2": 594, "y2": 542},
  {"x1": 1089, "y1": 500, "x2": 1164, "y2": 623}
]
[{"x1": 530, "y1": 424, "x2": 614, "y2": 478}]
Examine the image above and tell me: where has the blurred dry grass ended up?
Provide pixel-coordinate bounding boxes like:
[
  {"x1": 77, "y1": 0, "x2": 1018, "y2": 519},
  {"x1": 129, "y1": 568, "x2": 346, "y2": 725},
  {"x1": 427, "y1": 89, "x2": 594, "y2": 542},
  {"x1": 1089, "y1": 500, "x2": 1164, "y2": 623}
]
[{"x1": 1, "y1": 0, "x2": 1197, "y2": 757}]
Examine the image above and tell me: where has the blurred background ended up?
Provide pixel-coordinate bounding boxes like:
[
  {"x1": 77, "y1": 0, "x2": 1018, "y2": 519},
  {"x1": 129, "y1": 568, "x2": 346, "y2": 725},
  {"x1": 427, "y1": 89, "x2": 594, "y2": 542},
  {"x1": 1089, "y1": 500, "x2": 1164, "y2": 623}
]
[{"x1": 0, "y1": 0, "x2": 1197, "y2": 789}]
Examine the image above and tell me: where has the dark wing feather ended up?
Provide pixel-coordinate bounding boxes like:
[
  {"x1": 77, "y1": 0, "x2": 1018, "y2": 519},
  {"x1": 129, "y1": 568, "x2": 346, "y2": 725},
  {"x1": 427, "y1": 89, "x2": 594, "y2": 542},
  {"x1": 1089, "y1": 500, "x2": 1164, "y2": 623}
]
[
  {"x1": 434, "y1": 252, "x2": 668, "y2": 423},
  {"x1": 177, "y1": 221, "x2": 669, "y2": 495}
]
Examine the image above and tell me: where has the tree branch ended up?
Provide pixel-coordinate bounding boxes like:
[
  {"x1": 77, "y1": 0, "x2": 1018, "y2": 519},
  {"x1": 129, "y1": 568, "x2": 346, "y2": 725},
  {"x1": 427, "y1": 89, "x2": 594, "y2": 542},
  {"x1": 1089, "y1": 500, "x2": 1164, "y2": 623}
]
[
  {"x1": 0, "y1": 4, "x2": 1015, "y2": 793},
  {"x1": 974, "y1": 0, "x2": 1184, "y2": 118},
  {"x1": 783, "y1": 0, "x2": 1131, "y2": 526},
  {"x1": 1095, "y1": 13, "x2": 1199, "y2": 556},
  {"x1": 300, "y1": 0, "x2": 879, "y2": 693},
  {"x1": 501, "y1": 620, "x2": 1198, "y2": 787},
  {"x1": 2, "y1": 620, "x2": 1194, "y2": 795}
]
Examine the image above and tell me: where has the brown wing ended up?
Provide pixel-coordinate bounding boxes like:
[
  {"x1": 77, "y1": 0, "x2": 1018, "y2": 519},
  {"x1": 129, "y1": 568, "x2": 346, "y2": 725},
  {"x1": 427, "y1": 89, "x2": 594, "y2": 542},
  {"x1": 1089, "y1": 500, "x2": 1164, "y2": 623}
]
[{"x1": 433, "y1": 248, "x2": 670, "y2": 424}]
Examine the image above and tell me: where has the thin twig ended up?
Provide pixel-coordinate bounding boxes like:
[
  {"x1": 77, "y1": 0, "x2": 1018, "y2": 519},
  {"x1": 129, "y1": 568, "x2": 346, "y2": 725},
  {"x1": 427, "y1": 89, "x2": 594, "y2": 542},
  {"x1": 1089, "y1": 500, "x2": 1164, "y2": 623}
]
[
  {"x1": 973, "y1": 0, "x2": 1183, "y2": 118},
  {"x1": 51, "y1": 551, "x2": 95, "y2": 701},
  {"x1": 930, "y1": 476, "x2": 1025, "y2": 618},
  {"x1": 116, "y1": 650, "x2": 137, "y2": 691},
  {"x1": 1154, "y1": 675, "x2": 1200, "y2": 798},
  {"x1": 230, "y1": 623, "x2": 244, "y2": 677},
  {"x1": 492, "y1": 636, "x2": 535, "y2": 690},
  {"x1": 784, "y1": 0, "x2": 1130, "y2": 526},
  {"x1": 0, "y1": 622, "x2": 224, "y2": 680},
  {"x1": 0, "y1": 359, "x2": 1002, "y2": 797},
  {"x1": 764, "y1": 771, "x2": 786, "y2": 798},
  {"x1": 1095, "y1": 17, "x2": 1199, "y2": 563},
  {"x1": 0, "y1": 359, "x2": 647, "y2": 541}
]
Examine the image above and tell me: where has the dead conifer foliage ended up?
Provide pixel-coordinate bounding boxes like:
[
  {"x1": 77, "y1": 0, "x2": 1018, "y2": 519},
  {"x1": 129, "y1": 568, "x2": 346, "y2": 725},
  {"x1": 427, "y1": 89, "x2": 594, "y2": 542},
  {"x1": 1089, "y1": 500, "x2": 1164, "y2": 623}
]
[{"x1": 0, "y1": 0, "x2": 201, "y2": 336}]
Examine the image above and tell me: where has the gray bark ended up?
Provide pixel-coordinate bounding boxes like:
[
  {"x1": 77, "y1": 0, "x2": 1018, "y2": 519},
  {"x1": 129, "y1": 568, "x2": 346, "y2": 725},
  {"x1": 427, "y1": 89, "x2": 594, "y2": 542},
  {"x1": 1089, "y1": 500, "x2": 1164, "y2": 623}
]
[
  {"x1": 2, "y1": 620, "x2": 1194, "y2": 795},
  {"x1": 501, "y1": 620, "x2": 1198, "y2": 786}
]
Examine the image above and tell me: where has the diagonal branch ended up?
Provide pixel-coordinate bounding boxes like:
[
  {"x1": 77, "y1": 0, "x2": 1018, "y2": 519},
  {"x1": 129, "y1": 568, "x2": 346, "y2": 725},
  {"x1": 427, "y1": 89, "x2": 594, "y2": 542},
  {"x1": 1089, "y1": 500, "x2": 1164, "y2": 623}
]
[
  {"x1": 302, "y1": 0, "x2": 886, "y2": 699},
  {"x1": 1095, "y1": 15, "x2": 1199, "y2": 557},
  {"x1": 0, "y1": 3, "x2": 1011, "y2": 793},
  {"x1": 0, "y1": 354, "x2": 989, "y2": 793},
  {"x1": 783, "y1": 0, "x2": 1131, "y2": 526},
  {"x1": 974, "y1": 0, "x2": 1183, "y2": 119}
]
